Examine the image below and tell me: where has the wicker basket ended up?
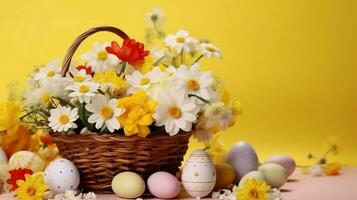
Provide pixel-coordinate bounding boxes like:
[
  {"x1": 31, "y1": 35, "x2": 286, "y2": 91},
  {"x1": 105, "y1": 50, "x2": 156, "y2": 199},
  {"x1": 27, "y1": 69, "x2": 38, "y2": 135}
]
[{"x1": 51, "y1": 26, "x2": 192, "y2": 193}]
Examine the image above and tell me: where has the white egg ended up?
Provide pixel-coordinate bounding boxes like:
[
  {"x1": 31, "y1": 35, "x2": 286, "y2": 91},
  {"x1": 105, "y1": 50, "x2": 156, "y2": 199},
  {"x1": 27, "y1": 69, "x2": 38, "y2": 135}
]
[
  {"x1": 44, "y1": 158, "x2": 80, "y2": 194},
  {"x1": 8, "y1": 151, "x2": 45, "y2": 172},
  {"x1": 227, "y1": 141, "x2": 259, "y2": 182},
  {"x1": 0, "y1": 147, "x2": 7, "y2": 163},
  {"x1": 182, "y1": 150, "x2": 216, "y2": 198},
  {"x1": 238, "y1": 171, "x2": 265, "y2": 188}
]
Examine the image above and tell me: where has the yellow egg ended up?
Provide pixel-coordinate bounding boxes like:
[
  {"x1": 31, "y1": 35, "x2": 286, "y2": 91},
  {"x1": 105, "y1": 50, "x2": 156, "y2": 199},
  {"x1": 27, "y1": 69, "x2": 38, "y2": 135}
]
[
  {"x1": 214, "y1": 163, "x2": 235, "y2": 189},
  {"x1": 111, "y1": 172, "x2": 145, "y2": 198},
  {"x1": 8, "y1": 151, "x2": 45, "y2": 172}
]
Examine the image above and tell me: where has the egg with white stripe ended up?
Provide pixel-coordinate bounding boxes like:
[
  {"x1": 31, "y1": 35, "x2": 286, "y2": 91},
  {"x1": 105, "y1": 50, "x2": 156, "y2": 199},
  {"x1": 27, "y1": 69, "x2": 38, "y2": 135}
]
[{"x1": 181, "y1": 150, "x2": 216, "y2": 198}]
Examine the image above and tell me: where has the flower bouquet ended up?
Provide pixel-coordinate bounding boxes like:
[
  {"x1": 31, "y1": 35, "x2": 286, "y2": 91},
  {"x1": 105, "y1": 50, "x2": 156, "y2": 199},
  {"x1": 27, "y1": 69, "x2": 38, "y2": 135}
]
[{"x1": 12, "y1": 8, "x2": 239, "y2": 192}]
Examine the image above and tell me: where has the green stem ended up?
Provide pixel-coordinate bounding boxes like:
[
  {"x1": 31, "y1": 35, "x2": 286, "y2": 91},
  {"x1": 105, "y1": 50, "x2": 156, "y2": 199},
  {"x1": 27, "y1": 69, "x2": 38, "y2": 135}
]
[
  {"x1": 154, "y1": 56, "x2": 165, "y2": 66},
  {"x1": 51, "y1": 97, "x2": 75, "y2": 108},
  {"x1": 188, "y1": 94, "x2": 210, "y2": 104},
  {"x1": 180, "y1": 50, "x2": 184, "y2": 65},
  {"x1": 192, "y1": 54, "x2": 204, "y2": 65},
  {"x1": 119, "y1": 62, "x2": 127, "y2": 75}
]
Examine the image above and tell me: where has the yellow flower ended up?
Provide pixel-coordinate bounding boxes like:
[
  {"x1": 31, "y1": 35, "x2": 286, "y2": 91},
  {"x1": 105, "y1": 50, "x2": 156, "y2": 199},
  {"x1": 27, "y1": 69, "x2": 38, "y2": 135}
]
[
  {"x1": 236, "y1": 179, "x2": 271, "y2": 200},
  {"x1": 323, "y1": 162, "x2": 342, "y2": 176},
  {"x1": 135, "y1": 56, "x2": 154, "y2": 73},
  {"x1": 15, "y1": 173, "x2": 48, "y2": 200},
  {"x1": 0, "y1": 102, "x2": 22, "y2": 136},
  {"x1": 118, "y1": 90, "x2": 156, "y2": 137},
  {"x1": 206, "y1": 133, "x2": 227, "y2": 164},
  {"x1": 93, "y1": 69, "x2": 126, "y2": 92}
]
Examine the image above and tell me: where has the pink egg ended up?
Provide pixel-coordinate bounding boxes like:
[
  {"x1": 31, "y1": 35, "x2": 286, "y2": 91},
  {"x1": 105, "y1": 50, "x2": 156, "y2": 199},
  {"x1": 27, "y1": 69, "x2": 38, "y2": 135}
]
[
  {"x1": 264, "y1": 155, "x2": 296, "y2": 177},
  {"x1": 147, "y1": 171, "x2": 181, "y2": 199}
]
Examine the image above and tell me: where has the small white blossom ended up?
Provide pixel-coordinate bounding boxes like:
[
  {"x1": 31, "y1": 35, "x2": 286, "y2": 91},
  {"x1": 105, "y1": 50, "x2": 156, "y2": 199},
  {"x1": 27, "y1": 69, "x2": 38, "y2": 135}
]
[{"x1": 164, "y1": 30, "x2": 198, "y2": 52}]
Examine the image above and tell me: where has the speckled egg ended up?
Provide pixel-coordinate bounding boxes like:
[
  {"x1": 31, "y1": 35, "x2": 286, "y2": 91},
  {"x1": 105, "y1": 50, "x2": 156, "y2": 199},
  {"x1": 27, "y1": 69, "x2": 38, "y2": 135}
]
[
  {"x1": 147, "y1": 171, "x2": 181, "y2": 198},
  {"x1": 112, "y1": 171, "x2": 145, "y2": 199},
  {"x1": 44, "y1": 158, "x2": 80, "y2": 193},
  {"x1": 258, "y1": 163, "x2": 287, "y2": 188},
  {"x1": 214, "y1": 163, "x2": 235, "y2": 190},
  {"x1": 264, "y1": 155, "x2": 296, "y2": 176},
  {"x1": 0, "y1": 147, "x2": 7, "y2": 163},
  {"x1": 182, "y1": 150, "x2": 216, "y2": 198},
  {"x1": 238, "y1": 170, "x2": 265, "y2": 188},
  {"x1": 227, "y1": 142, "x2": 259, "y2": 182},
  {"x1": 8, "y1": 151, "x2": 45, "y2": 172}
]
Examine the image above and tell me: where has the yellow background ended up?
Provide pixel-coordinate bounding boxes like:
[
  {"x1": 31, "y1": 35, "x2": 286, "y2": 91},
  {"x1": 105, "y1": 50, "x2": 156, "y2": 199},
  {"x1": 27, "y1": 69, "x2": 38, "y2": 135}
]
[{"x1": 0, "y1": 0, "x2": 356, "y2": 165}]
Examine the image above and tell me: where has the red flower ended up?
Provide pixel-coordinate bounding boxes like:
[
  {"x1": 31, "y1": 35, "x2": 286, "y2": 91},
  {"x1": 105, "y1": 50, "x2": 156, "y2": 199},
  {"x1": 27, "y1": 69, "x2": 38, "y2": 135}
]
[
  {"x1": 106, "y1": 39, "x2": 150, "y2": 66},
  {"x1": 7, "y1": 168, "x2": 33, "y2": 191},
  {"x1": 41, "y1": 135, "x2": 53, "y2": 146},
  {"x1": 76, "y1": 65, "x2": 92, "y2": 75}
]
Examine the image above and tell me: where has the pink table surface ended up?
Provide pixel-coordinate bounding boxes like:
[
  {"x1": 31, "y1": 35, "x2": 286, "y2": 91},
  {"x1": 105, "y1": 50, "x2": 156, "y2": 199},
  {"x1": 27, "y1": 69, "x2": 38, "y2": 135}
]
[{"x1": 1, "y1": 167, "x2": 357, "y2": 200}]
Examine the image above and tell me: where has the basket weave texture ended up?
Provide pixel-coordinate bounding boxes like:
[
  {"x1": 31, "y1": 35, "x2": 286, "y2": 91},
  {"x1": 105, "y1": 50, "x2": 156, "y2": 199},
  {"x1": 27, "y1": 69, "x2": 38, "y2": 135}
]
[
  {"x1": 51, "y1": 132, "x2": 191, "y2": 192},
  {"x1": 51, "y1": 26, "x2": 192, "y2": 193}
]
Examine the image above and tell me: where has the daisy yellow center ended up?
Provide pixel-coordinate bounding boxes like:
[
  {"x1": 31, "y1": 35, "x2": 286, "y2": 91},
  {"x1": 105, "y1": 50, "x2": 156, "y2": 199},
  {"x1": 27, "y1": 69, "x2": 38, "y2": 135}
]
[
  {"x1": 79, "y1": 85, "x2": 90, "y2": 93},
  {"x1": 249, "y1": 189, "x2": 258, "y2": 199},
  {"x1": 176, "y1": 37, "x2": 185, "y2": 43},
  {"x1": 59, "y1": 115, "x2": 70, "y2": 125},
  {"x1": 97, "y1": 51, "x2": 108, "y2": 60},
  {"x1": 101, "y1": 106, "x2": 114, "y2": 119},
  {"x1": 168, "y1": 106, "x2": 182, "y2": 119},
  {"x1": 47, "y1": 70, "x2": 56, "y2": 77},
  {"x1": 206, "y1": 46, "x2": 216, "y2": 52},
  {"x1": 187, "y1": 79, "x2": 200, "y2": 91},
  {"x1": 73, "y1": 76, "x2": 85, "y2": 82},
  {"x1": 140, "y1": 78, "x2": 151, "y2": 85},
  {"x1": 27, "y1": 187, "x2": 36, "y2": 196}
]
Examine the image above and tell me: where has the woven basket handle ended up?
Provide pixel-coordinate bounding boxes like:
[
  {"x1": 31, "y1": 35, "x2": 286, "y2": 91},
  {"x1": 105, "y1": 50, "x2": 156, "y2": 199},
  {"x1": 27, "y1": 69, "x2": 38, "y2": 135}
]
[{"x1": 61, "y1": 26, "x2": 129, "y2": 77}]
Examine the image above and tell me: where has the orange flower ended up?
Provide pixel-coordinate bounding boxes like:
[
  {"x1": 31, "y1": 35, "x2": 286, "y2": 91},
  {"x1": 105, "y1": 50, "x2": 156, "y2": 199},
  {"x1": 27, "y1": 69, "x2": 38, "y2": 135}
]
[
  {"x1": 323, "y1": 163, "x2": 342, "y2": 176},
  {"x1": 0, "y1": 125, "x2": 34, "y2": 157}
]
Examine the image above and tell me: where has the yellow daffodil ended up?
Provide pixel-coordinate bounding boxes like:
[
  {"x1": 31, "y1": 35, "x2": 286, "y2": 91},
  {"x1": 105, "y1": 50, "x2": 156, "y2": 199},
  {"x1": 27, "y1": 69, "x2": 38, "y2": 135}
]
[
  {"x1": 0, "y1": 102, "x2": 22, "y2": 136},
  {"x1": 93, "y1": 69, "x2": 126, "y2": 92},
  {"x1": 236, "y1": 179, "x2": 271, "y2": 200},
  {"x1": 118, "y1": 90, "x2": 156, "y2": 137},
  {"x1": 15, "y1": 172, "x2": 48, "y2": 200},
  {"x1": 206, "y1": 133, "x2": 227, "y2": 164},
  {"x1": 135, "y1": 56, "x2": 154, "y2": 73},
  {"x1": 323, "y1": 162, "x2": 342, "y2": 176}
]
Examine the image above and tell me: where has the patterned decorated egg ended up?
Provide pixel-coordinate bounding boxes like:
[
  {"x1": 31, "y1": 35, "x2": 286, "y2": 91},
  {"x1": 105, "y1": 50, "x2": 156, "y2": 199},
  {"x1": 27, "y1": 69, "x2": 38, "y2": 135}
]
[
  {"x1": 0, "y1": 147, "x2": 7, "y2": 163},
  {"x1": 44, "y1": 158, "x2": 80, "y2": 193},
  {"x1": 8, "y1": 151, "x2": 45, "y2": 172},
  {"x1": 182, "y1": 150, "x2": 216, "y2": 198}
]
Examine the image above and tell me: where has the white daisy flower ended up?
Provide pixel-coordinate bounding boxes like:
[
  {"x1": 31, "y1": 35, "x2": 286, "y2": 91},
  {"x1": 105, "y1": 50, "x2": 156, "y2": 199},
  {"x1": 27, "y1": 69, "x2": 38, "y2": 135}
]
[
  {"x1": 125, "y1": 67, "x2": 164, "y2": 94},
  {"x1": 85, "y1": 94, "x2": 125, "y2": 133},
  {"x1": 153, "y1": 90, "x2": 199, "y2": 136},
  {"x1": 24, "y1": 77, "x2": 71, "y2": 106},
  {"x1": 145, "y1": 7, "x2": 165, "y2": 27},
  {"x1": 48, "y1": 105, "x2": 79, "y2": 132},
  {"x1": 81, "y1": 42, "x2": 120, "y2": 73},
  {"x1": 173, "y1": 64, "x2": 215, "y2": 103},
  {"x1": 164, "y1": 30, "x2": 198, "y2": 52},
  {"x1": 165, "y1": 65, "x2": 177, "y2": 79},
  {"x1": 69, "y1": 68, "x2": 92, "y2": 83},
  {"x1": 66, "y1": 81, "x2": 99, "y2": 103},
  {"x1": 199, "y1": 42, "x2": 222, "y2": 58},
  {"x1": 34, "y1": 59, "x2": 61, "y2": 82}
]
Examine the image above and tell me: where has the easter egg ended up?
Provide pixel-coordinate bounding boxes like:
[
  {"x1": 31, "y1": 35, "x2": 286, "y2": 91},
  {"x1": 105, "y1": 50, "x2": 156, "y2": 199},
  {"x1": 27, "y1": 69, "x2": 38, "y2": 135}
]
[
  {"x1": 227, "y1": 142, "x2": 259, "y2": 182},
  {"x1": 182, "y1": 150, "x2": 216, "y2": 198},
  {"x1": 258, "y1": 163, "x2": 287, "y2": 188},
  {"x1": 44, "y1": 158, "x2": 80, "y2": 193},
  {"x1": 147, "y1": 171, "x2": 181, "y2": 198},
  {"x1": 238, "y1": 171, "x2": 265, "y2": 188},
  {"x1": 0, "y1": 147, "x2": 7, "y2": 163},
  {"x1": 264, "y1": 155, "x2": 296, "y2": 176},
  {"x1": 8, "y1": 151, "x2": 45, "y2": 172},
  {"x1": 214, "y1": 163, "x2": 235, "y2": 189},
  {"x1": 112, "y1": 172, "x2": 145, "y2": 198}
]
